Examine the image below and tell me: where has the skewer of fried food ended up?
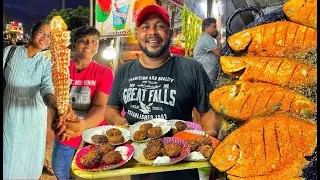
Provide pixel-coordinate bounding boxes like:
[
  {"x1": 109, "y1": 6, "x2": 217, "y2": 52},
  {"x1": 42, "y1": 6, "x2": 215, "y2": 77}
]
[{"x1": 50, "y1": 16, "x2": 71, "y2": 114}]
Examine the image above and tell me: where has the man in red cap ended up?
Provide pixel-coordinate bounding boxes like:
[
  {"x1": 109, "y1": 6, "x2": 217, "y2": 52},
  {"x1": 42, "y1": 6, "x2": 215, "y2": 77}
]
[{"x1": 106, "y1": 4, "x2": 219, "y2": 179}]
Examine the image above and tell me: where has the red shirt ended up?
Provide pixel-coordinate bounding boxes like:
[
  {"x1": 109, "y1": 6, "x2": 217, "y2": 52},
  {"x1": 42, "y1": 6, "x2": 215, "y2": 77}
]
[{"x1": 55, "y1": 59, "x2": 114, "y2": 148}]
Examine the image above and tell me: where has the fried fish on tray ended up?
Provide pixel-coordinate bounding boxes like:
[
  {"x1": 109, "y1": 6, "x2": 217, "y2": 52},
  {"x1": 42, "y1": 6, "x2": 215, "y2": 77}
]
[
  {"x1": 96, "y1": 144, "x2": 114, "y2": 155},
  {"x1": 108, "y1": 135, "x2": 125, "y2": 144},
  {"x1": 80, "y1": 150, "x2": 102, "y2": 168},
  {"x1": 146, "y1": 139, "x2": 163, "y2": 148},
  {"x1": 91, "y1": 135, "x2": 108, "y2": 144},
  {"x1": 195, "y1": 136, "x2": 212, "y2": 146},
  {"x1": 198, "y1": 145, "x2": 214, "y2": 158},
  {"x1": 175, "y1": 121, "x2": 187, "y2": 131},
  {"x1": 147, "y1": 126, "x2": 162, "y2": 138},
  {"x1": 106, "y1": 128, "x2": 122, "y2": 137},
  {"x1": 164, "y1": 142, "x2": 182, "y2": 157},
  {"x1": 186, "y1": 140, "x2": 201, "y2": 152},
  {"x1": 133, "y1": 130, "x2": 147, "y2": 141},
  {"x1": 143, "y1": 144, "x2": 163, "y2": 160},
  {"x1": 210, "y1": 113, "x2": 317, "y2": 179},
  {"x1": 140, "y1": 123, "x2": 153, "y2": 131},
  {"x1": 101, "y1": 150, "x2": 123, "y2": 165}
]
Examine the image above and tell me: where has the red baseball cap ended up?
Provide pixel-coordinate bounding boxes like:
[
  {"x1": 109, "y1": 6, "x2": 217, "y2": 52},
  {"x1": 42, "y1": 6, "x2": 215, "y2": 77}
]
[{"x1": 136, "y1": 4, "x2": 170, "y2": 27}]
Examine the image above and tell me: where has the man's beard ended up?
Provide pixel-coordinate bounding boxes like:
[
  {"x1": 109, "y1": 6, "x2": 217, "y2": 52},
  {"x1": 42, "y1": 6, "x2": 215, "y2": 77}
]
[{"x1": 139, "y1": 35, "x2": 171, "y2": 58}]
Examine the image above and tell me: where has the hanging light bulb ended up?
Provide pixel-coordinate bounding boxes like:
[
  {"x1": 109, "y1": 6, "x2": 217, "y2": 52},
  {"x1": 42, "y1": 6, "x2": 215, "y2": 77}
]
[{"x1": 102, "y1": 39, "x2": 116, "y2": 60}]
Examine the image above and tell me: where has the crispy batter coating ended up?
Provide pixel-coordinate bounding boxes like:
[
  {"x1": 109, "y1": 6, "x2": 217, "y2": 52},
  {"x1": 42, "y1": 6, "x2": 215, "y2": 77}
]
[
  {"x1": 186, "y1": 140, "x2": 200, "y2": 152},
  {"x1": 147, "y1": 126, "x2": 162, "y2": 138},
  {"x1": 143, "y1": 144, "x2": 163, "y2": 160},
  {"x1": 106, "y1": 128, "x2": 122, "y2": 137},
  {"x1": 147, "y1": 139, "x2": 163, "y2": 148},
  {"x1": 80, "y1": 150, "x2": 102, "y2": 168},
  {"x1": 108, "y1": 135, "x2": 125, "y2": 144},
  {"x1": 140, "y1": 123, "x2": 153, "y2": 131},
  {"x1": 175, "y1": 121, "x2": 187, "y2": 131},
  {"x1": 198, "y1": 145, "x2": 214, "y2": 158},
  {"x1": 101, "y1": 150, "x2": 122, "y2": 165},
  {"x1": 96, "y1": 144, "x2": 114, "y2": 155},
  {"x1": 164, "y1": 142, "x2": 182, "y2": 157},
  {"x1": 171, "y1": 128, "x2": 179, "y2": 136},
  {"x1": 195, "y1": 136, "x2": 212, "y2": 146},
  {"x1": 133, "y1": 130, "x2": 147, "y2": 141},
  {"x1": 91, "y1": 135, "x2": 108, "y2": 144}
]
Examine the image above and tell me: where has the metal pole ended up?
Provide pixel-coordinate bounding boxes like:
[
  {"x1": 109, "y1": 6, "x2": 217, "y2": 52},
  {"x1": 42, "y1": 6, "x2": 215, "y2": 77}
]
[
  {"x1": 89, "y1": 0, "x2": 93, "y2": 26},
  {"x1": 62, "y1": 0, "x2": 65, "y2": 9},
  {"x1": 113, "y1": 37, "x2": 121, "y2": 72}
]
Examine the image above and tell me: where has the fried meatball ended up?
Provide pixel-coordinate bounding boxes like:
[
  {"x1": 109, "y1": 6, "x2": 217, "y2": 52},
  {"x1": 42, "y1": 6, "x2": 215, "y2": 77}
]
[
  {"x1": 106, "y1": 128, "x2": 122, "y2": 137},
  {"x1": 146, "y1": 139, "x2": 163, "y2": 148},
  {"x1": 197, "y1": 145, "x2": 214, "y2": 158},
  {"x1": 164, "y1": 142, "x2": 182, "y2": 157},
  {"x1": 80, "y1": 150, "x2": 102, "y2": 168},
  {"x1": 91, "y1": 135, "x2": 108, "y2": 144},
  {"x1": 186, "y1": 140, "x2": 200, "y2": 152},
  {"x1": 147, "y1": 126, "x2": 162, "y2": 138},
  {"x1": 140, "y1": 123, "x2": 153, "y2": 131},
  {"x1": 143, "y1": 144, "x2": 163, "y2": 160},
  {"x1": 108, "y1": 135, "x2": 125, "y2": 144},
  {"x1": 133, "y1": 130, "x2": 147, "y2": 141},
  {"x1": 171, "y1": 128, "x2": 179, "y2": 136},
  {"x1": 175, "y1": 121, "x2": 187, "y2": 131},
  {"x1": 195, "y1": 136, "x2": 212, "y2": 146},
  {"x1": 96, "y1": 144, "x2": 114, "y2": 155},
  {"x1": 101, "y1": 150, "x2": 123, "y2": 165}
]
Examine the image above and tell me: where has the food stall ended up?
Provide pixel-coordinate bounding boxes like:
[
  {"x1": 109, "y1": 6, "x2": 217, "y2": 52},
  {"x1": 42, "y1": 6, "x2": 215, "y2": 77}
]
[{"x1": 71, "y1": 0, "x2": 317, "y2": 179}]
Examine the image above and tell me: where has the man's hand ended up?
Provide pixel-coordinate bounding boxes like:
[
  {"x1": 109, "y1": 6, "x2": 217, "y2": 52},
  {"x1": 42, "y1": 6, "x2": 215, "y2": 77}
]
[{"x1": 114, "y1": 117, "x2": 129, "y2": 127}]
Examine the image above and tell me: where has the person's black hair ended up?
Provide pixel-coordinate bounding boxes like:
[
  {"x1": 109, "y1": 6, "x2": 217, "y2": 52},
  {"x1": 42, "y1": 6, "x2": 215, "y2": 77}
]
[
  {"x1": 71, "y1": 24, "x2": 101, "y2": 44},
  {"x1": 30, "y1": 20, "x2": 50, "y2": 39},
  {"x1": 201, "y1": 18, "x2": 217, "y2": 32}
]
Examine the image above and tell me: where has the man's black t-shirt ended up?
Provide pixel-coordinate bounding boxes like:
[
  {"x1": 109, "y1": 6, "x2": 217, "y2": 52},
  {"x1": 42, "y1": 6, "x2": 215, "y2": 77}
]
[
  {"x1": 108, "y1": 54, "x2": 213, "y2": 125},
  {"x1": 107, "y1": 54, "x2": 213, "y2": 180}
]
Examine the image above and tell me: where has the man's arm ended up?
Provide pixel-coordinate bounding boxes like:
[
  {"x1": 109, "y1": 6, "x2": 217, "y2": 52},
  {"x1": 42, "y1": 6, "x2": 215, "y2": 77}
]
[
  {"x1": 105, "y1": 106, "x2": 129, "y2": 127},
  {"x1": 211, "y1": 32, "x2": 222, "y2": 57},
  {"x1": 199, "y1": 109, "x2": 219, "y2": 137}
]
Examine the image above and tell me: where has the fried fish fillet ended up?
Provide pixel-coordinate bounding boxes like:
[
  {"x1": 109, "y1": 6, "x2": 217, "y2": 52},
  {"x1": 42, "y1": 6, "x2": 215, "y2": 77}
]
[
  {"x1": 209, "y1": 81, "x2": 316, "y2": 121},
  {"x1": 220, "y1": 56, "x2": 317, "y2": 88},
  {"x1": 227, "y1": 21, "x2": 316, "y2": 58},
  {"x1": 210, "y1": 113, "x2": 317, "y2": 179},
  {"x1": 283, "y1": 0, "x2": 317, "y2": 29}
]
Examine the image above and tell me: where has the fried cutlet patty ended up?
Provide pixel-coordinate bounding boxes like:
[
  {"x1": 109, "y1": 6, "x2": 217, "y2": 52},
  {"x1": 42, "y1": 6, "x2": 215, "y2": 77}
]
[
  {"x1": 133, "y1": 130, "x2": 147, "y2": 141},
  {"x1": 175, "y1": 121, "x2": 187, "y2": 131},
  {"x1": 197, "y1": 145, "x2": 214, "y2": 158},
  {"x1": 171, "y1": 128, "x2": 179, "y2": 136},
  {"x1": 108, "y1": 135, "x2": 125, "y2": 144},
  {"x1": 195, "y1": 136, "x2": 212, "y2": 146},
  {"x1": 80, "y1": 150, "x2": 102, "y2": 168},
  {"x1": 101, "y1": 150, "x2": 123, "y2": 165},
  {"x1": 143, "y1": 144, "x2": 163, "y2": 160},
  {"x1": 164, "y1": 142, "x2": 182, "y2": 157},
  {"x1": 147, "y1": 126, "x2": 162, "y2": 138},
  {"x1": 146, "y1": 139, "x2": 163, "y2": 148},
  {"x1": 96, "y1": 144, "x2": 114, "y2": 155},
  {"x1": 91, "y1": 134, "x2": 108, "y2": 144},
  {"x1": 140, "y1": 123, "x2": 153, "y2": 131},
  {"x1": 106, "y1": 128, "x2": 122, "y2": 137},
  {"x1": 186, "y1": 140, "x2": 200, "y2": 152}
]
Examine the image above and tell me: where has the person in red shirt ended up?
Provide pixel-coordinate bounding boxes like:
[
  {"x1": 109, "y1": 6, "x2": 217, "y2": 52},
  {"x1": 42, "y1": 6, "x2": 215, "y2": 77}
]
[{"x1": 51, "y1": 25, "x2": 114, "y2": 179}]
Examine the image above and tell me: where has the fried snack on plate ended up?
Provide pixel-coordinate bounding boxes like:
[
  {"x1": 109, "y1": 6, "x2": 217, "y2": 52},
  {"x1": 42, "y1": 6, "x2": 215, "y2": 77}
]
[
  {"x1": 164, "y1": 142, "x2": 182, "y2": 157},
  {"x1": 80, "y1": 150, "x2": 102, "y2": 168},
  {"x1": 106, "y1": 128, "x2": 122, "y2": 137},
  {"x1": 101, "y1": 150, "x2": 122, "y2": 165},
  {"x1": 91, "y1": 135, "x2": 108, "y2": 144},
  {"x1": 147, "y1": 126, "x2": 162, "y2": 138},
  {"x1": 143, "y1": 144, "x2": 163, "y2": 160},
  {"x1": 140, "y1": 123, "x2": 153, "y2": 131},
  {"x1": 133, "y1": 130, "x2": 147, "y2": 141},
  {"x1": 175, "y1": 121, "x2": 187, "y2": 131}
]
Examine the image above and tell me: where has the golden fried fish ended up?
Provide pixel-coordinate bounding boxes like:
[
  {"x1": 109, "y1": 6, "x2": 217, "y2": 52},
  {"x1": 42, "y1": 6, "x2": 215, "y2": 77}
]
[
  {"x1": 283, "y1": 0, "x2": 317, "y2": 29},
  {"x1": 209, "y1": 81, "x2": 316, "y2": 121},
  {"x1": 210, "y1": 113, "x2": 317, "y2": 179},
  {"x1": 220, "y1": 56, "x2": 317, "y2": 88},
  {"x1": 227, "y1": 21, "x2": 316, "y2": 58}
]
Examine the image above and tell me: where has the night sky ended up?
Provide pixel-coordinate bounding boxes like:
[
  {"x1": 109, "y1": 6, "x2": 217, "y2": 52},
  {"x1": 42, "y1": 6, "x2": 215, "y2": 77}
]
[{"x1": 3, "y1": 0, "x2": 90, "y2": 33}]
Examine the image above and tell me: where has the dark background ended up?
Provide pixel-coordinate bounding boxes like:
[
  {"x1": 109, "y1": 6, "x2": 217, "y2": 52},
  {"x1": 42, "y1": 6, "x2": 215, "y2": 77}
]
[{"x1": 3, "y1": 0, "x2": 90, "y2": 33}]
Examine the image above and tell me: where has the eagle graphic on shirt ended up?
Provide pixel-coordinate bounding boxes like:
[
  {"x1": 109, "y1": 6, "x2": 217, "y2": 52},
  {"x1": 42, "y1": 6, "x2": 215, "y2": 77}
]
[{"x1": 139, "y1": 100, "x2": 153, "y2": 114}]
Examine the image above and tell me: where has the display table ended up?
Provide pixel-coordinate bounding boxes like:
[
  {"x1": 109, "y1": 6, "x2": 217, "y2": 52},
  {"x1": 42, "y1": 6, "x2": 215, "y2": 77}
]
[{"x1": 71, "y1": 147, "x2": 212, "y2": 179}]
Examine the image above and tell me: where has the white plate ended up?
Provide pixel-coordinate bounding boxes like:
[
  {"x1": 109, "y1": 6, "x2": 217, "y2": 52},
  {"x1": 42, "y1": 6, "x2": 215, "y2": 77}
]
[
  {"x1": 82, "y1": 125, "x2": 131, "y2": 145},
  {"x1": 130, "y1": 119, "x2": 171, "y2": 142}
]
